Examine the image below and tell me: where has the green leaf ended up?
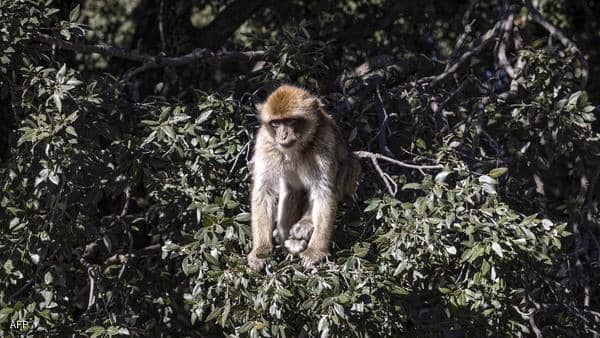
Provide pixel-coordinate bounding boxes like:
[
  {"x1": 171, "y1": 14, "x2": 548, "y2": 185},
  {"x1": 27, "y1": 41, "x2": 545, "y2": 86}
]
[
  {"x1": 402, "y1": 182, "x2": 422, "y2": 190},
  {"x1": 333, "y1": 303, "x2": 345, "y2": 318},
  {"x1": 445, "y1": 246, "x2": 457, "y2": 255},
  {"x1": 118, "y1": 328, "x2": 130, "y2": 335},
  {"x1": 0, "y1": 307, "x2": 14, "y2": 322},
  {"x1": 46, "y1": 8, "x2": 60, "y2": 16},
  {"x1": 106, "y1": 326, "x2": 120, "y2": 335},
  {"x1": 364, "y1": 203, "x2": 379, "y2": 212},
  {"x1": 239, "y1": 321, "x2": 256, "y2": 333},
  {"x1": 480, "y1": 259, "x2": 490, "y2": 276},
  {"x1": 352, "y1": 243, "x2": 370, "y2": 258},
  {"x1": 491, "y1": 242, "x2": 503, "y2": 258},
  {"x1": 221, "y1": 300, "x2": 231, "y2": 327},
  {"x1": 163, "y1": 125, "x2": 176, "y2": 140},
  {"x1": 234, "y1": 212, "x2": 251, "y2": 222},
  {"x1": 65, "y1": 126, "x2": 77, "y2": 137},
  {"x1": 44, "y1": 271, "x2": 53, "y2": 284},
  {"x1": 182, "y1": 256, "x2": 199, "y2": 275},
  {"x1": 48, "y1": 173, "x2": 60, "y2": 185},
  {"x1": 53, "y1": 92, "x2": 62, "y2": 112},
  {"x1": 435, "y1": 171, "x2": 451, "y2": 183},
  {"x1": 159, "y1": 107, "x2": 171, "y2": 121},
  {"x1": 478, "y1": 175, "x2": 497, "y2": 185},
  {"x1": 318, "y1": 316, "x2": 329, "y2": 332},
  {"x1": 69, "y1": 4, "x2": 80, "y2": 21},
  {"x1": 488, "y1": 167, "x2": 508, "y2": 178},
  {"x1": 205, "y1": 306, "x2": 223, "y2": 322},
  {"x1": 198, "y1": 110, "x2": 213, "y2": 124},
  {"x1": 85, "y1": 326, "x2": 106, "y2": 338}
]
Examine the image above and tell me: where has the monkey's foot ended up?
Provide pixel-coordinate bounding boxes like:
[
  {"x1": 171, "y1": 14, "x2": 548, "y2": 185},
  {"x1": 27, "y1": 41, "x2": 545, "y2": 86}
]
[
  {"x1": 247, "y1": 251, "x2": 267, "y2": 271},
  {"x1": 285, "y1": 220, "x2": 313, "y2": 254},
  {"x1": 299, "y1": 248, "x2": 328, "y2": 269},
  {"x1": 284, "y1": 238, "x2": 307, "y2": 254},
  {"x1": 289, "y1": 220, "x2": 313, "y2": 241}
]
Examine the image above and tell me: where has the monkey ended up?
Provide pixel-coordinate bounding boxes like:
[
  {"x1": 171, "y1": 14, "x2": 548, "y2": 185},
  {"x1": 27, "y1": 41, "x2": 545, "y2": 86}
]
[{"x1": 247, "y1": 84, "x2": 361, "y2": 271}]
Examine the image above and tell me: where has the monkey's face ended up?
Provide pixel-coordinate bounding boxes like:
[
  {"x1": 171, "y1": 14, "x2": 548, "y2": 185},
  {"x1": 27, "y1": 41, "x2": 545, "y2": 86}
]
[{"x1": 267, "y1": 118, "x2": 305, "y2": 149}]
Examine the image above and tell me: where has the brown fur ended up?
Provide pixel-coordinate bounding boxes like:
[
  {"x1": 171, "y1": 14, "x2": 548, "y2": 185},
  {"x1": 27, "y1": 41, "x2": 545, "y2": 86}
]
[
  {"x1": 259, "y1": 85, "x2": 319, "y2": 120},
  {"x1": 248, "y1": 85, "x2": 361, "y2": 271}
]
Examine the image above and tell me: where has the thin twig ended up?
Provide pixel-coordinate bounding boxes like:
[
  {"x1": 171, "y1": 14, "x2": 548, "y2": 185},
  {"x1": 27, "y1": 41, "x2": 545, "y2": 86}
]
[
  {"x1": 355, "y1": 150, "x2": 442, "y2": 195},
  {"x1": 104, "y1": 244, "x2": 162, "y2": 265},
  {"x1": 446, "y1": 0, "x2": 480, "y2": 69},
  {"x1": 86, "y1": 266, "x2": 98, "y2": 310},
  {"x1": 354, "y1": 151, "x2": 443, "y2": 169},
  {"x1": 117, "y1": 188, "x2": 133, "y2": 279},
  {"x1": 495, "y1": 1, "x2": 516, "y2": 78},
  {"x1": 369, "y1": 156, "x2": 396, "y2": 195},
  {"x1": 439, "y1": 77, "x2": 474, "y2": 111},
  {"x1": 472, "y1": 102, "x2": 485, "y2": 158},
  {"x1": 158, "y1": 0, "x2": 166, "y2": 51},
  {"x1": 228, "y1": 140, "x2": 251, "y2": 177},
  {"x1": 420, "y1": 22, "x2": 501, "y2": 88},
  {"x1": 529, "y1": 310, "x2": 543, "y2": 338},
  {"x1": 370, "y1": 86, "x2": 391, "y2": 155}
]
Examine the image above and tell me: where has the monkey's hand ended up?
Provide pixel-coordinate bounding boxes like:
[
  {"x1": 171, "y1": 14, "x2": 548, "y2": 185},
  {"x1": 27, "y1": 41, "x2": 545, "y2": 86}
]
[
  {"x1": 299, "y1": 247, "x2": 328, "y2": 269},
  {"x1": 247, "y1": 251, "x2": 267, "y2": 271},
  {"x1": 284, "y1": 220, "x2": 313, "y2": 254}
]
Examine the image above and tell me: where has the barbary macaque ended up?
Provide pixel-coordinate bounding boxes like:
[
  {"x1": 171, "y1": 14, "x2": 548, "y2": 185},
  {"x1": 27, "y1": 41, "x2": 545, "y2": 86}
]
[{"x1": 248, "y1": 85, "x2": 361, "y2": 271}]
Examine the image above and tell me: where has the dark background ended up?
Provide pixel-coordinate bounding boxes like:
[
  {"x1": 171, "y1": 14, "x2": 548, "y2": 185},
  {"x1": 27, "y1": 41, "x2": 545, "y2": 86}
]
[{"x1": 1, "y1": 0, "x2": 599, "y2": 336}]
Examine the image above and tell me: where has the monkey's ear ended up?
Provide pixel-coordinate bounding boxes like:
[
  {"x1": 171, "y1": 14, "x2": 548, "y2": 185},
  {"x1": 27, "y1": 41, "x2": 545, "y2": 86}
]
[{"x1": 255, "y1": 102, "x2": 265, "y2": 122}]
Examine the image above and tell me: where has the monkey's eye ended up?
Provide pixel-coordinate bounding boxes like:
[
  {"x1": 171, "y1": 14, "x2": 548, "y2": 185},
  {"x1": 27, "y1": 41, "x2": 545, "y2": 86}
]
[{"x1": 269, "y1": 121, "x2": 280, "y2": 128}]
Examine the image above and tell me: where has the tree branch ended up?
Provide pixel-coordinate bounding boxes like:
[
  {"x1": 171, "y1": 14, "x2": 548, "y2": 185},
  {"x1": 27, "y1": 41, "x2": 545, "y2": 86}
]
[
  {"x1": 421, "y1": 22, "x2": 501, "y2": 88},
  {"x1": 334, "y1": 55, "x2": 437, "y2": 115},
  {"x1": 523, "y1": 0, "x2": 588, "y2": 88},
  {"x1": 354, "y1": 151, "x2": 443, "y2": 170},
  {"x1": 495, "y1": 1, "x2": 516, "y2": 78},
  {"x1": 369, "y1": 155, "x2": 397, "y2": 196},
  {"x1": 327, "y1": 1, "x2": 413, "y2": 45},
  {"x1": 197, "y1": 0, "x2": 268, "y2": 50},
  {"x1": 446, "y1": 0, "x2": 479, "y2": 68},
  {"x1": 354, "y1": 151, "x2": 443, "y2": 195},
  {"x1": 104, "y1": 244, "x2": 162, "y2": 265},
  {"x1": 34, "y1": 34, "x2": 264, "y2": 79}
]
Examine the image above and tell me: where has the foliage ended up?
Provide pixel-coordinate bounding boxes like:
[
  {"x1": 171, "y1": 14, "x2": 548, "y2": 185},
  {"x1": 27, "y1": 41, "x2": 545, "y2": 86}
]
[{"x1": 1, "y1": 0, "x2": 599, "y2": 336}]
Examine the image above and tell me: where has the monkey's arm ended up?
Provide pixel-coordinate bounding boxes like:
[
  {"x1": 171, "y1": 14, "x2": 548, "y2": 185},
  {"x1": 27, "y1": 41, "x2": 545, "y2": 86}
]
[
  {"x1": 248, "y1": 170, "x2": 277, "y2": 271},
  {"x1": 300, "y1": 183, "x2": 337, "y2": 268},
  {"x1": 276, "y1": 179, "x2": 305, "y2": 242}
]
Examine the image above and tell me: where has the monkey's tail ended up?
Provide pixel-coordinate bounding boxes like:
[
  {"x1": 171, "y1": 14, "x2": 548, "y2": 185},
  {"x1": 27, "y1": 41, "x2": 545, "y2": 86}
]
[{"x1": 341, "y1": 153, "x2": 362, "y2": 199}]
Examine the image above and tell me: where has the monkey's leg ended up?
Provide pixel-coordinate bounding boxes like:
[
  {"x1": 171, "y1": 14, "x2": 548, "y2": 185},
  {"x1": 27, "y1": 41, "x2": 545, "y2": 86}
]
[
  {"x1": 248, "y1": 185, "x2": 277, "y2": 271},
  {"x1": 300, "y1": 189, "x2": 336, "y2": 268}
]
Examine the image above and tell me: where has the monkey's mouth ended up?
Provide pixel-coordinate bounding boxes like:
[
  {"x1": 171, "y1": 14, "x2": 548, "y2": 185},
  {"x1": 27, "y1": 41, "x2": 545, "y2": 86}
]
[{"x1": 278, "y1": 140, "x2": 297, "y2": 148}]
